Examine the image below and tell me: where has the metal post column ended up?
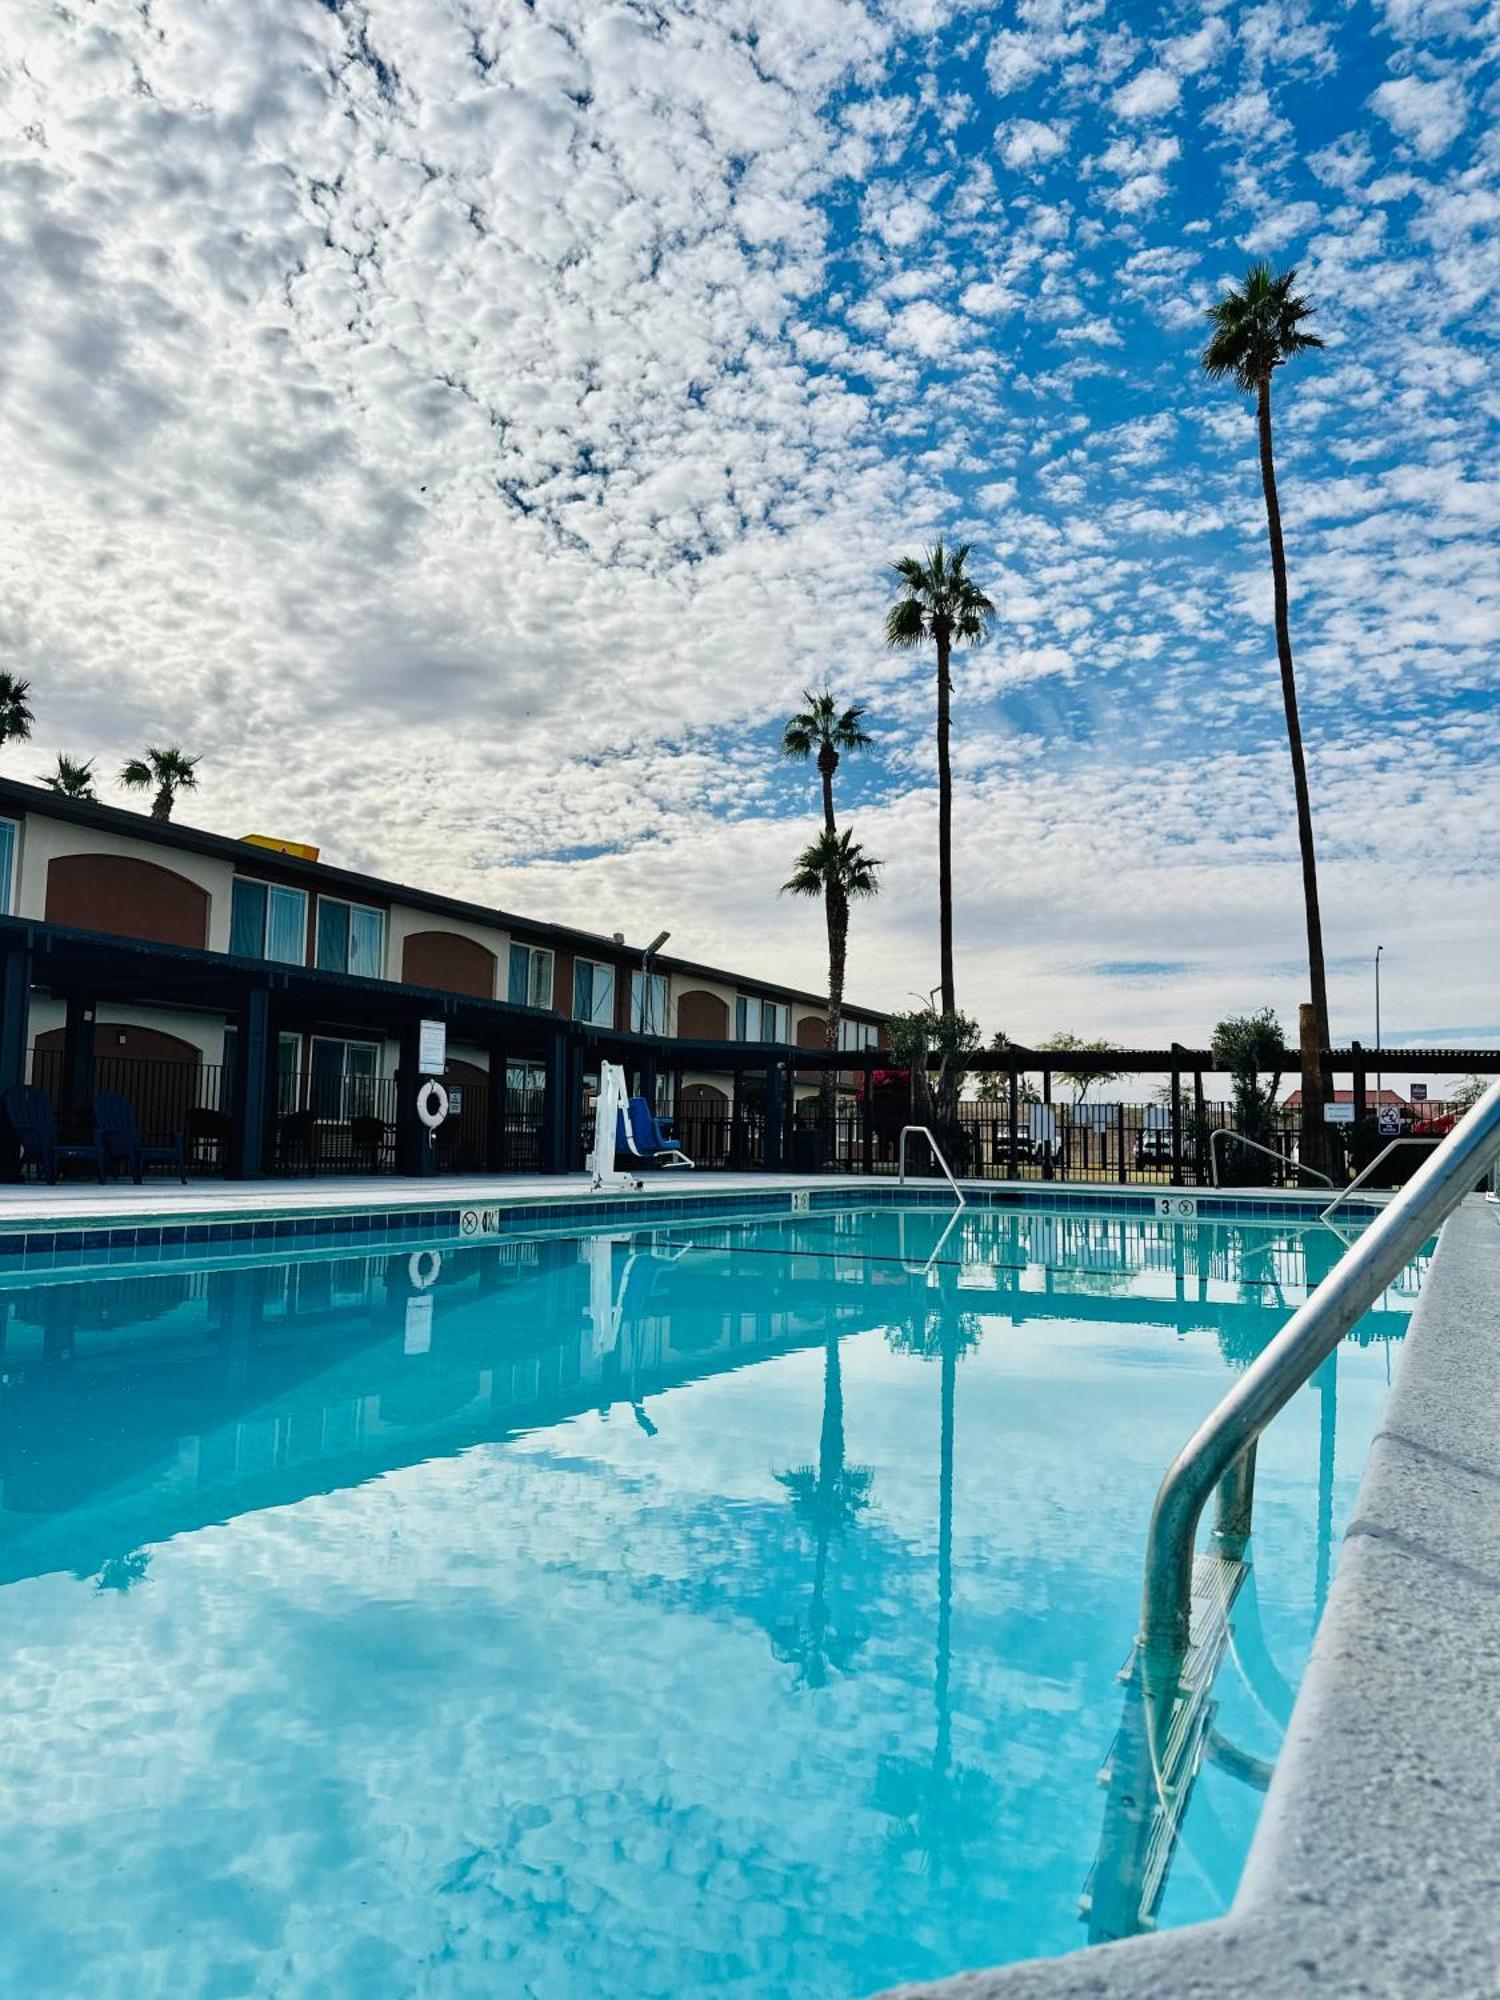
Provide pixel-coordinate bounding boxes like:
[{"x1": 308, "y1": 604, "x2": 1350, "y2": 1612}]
[
  {"x1": 228, "y1": 985, "x2": 272, "y2": 1180},
  {"x1": 62, "y1": 995, "x2": 96, "y2": 1118}
]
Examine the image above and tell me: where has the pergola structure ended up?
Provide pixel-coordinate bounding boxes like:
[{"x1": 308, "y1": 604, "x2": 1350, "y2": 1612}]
[{"x1": 2, "y1": 915, "x2": 1495, "y2": 1182}]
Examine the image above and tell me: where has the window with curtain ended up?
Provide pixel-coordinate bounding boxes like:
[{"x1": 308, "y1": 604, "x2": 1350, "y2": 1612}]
[
  {"x1": 230, "y1": 878, "x2": 307, "y2": 964},
  {"x1": 316, "y1": 898, "x2": 384, "y2": 978},
  {"x1": 738, "y1": 997, "x2": 788, "y2": 1043},
  {"x1": 838, "y1": 1019, "x2": 879, "y2": 1051},
  {"x1": 0, "y1": 819, "x2": 16, "y2": 915},
  {"x1": 508, "y1": 943, "x2": 554, "y2": 1010},
  {"x1": 573, "y1": 958, "x2": 615, "y2": 1027},
  {"x1": 630, "y1": 969, "x2": 668, "y2": 1034}
]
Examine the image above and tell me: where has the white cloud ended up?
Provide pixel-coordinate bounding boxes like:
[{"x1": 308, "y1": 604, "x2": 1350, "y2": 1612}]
[
  {"x1": 1112, "y1": 67, "x2": 1182, "y2": 120},
  {"x1": 997, "y1": 118, "x2": 1070, "y2": 170},
  {"x1": 1369, "y1": 72, "x2": 1470, "y2": 159}
]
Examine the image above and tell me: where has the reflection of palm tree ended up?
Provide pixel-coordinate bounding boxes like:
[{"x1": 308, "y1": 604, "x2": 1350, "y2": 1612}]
[
  {"x1": 773, "y1": 1330, "x2": 873, "y2": 1686},
  {"x1": 877, "y1": 1283, "x2": 992, "y2": 1869},
  {"x1": 96, "y1": 1550, "x2": 150, "y2": 1591}
]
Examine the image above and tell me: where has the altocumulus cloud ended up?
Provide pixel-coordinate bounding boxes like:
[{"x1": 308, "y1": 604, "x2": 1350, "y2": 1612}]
[{"x1": 1, "y1": 0, "x2": 1497, "y2": 1053}]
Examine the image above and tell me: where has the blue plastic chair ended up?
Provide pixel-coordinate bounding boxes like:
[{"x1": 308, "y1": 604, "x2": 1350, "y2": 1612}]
[
  {"x1": 93, "y1": 1091, "x2": 187, "y2": 1185},
  {"x1": 615, "y1": 1097, "x2": 694, "y2": 1170},
  {"x1": 2, "y1": 1085, "x2": 106, "y2": 1185}
]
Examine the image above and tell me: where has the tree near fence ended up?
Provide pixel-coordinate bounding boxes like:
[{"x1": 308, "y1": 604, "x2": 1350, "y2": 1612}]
[
  {"x1": 886, "y1": 1005, "x2": 982, "y2": 1167},
  {"x1": 1212, "y1": 1008, "x2": 1284, "y2": 1182},
  {"x1": 1037, "y1": 1031, "x2": 1124, "y2": 1105}
]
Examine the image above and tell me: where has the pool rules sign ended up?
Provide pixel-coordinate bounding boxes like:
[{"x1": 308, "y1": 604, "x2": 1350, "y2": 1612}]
[{"x1": 418, "y1": 1018, "x2": 447, "y2": 1076}]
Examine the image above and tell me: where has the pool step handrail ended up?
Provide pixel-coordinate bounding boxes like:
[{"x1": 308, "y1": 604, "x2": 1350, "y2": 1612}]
[
  {"x1": 1208, "y1": 1124, "x2": 1334, "y2": 1190},
  {"x1": 897, "y1": 1125, "x2": 967, "y2": 1208},
  {"x1": 1319, "y1": 1134, "x2": 1439, "y2": 1228},
  {"x1": 1141, "y1": 1076, "x2": 1500, "y2": 1667}
]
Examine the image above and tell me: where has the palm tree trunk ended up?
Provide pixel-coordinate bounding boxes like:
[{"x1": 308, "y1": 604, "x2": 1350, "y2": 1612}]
[
  {"x1": 152, "y1": 787, "x2": 173, "y2": 821},
  {"x1": 822, "y1": 882, "x2": 848, "y2": 1129},
  {"x1": 935, "y1": 626, "x2": 955, "y2": 1016},
  {"x1": 818, "y1": 747, "x2": 838, "y2": 837},
  {"x1": 1257, "y1": 378, "x2": 1330, "y2": 1136}
]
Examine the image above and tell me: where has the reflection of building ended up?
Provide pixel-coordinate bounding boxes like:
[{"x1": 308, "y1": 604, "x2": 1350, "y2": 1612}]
[
  {"x1": 0, "y1": 778, "x2": 888, "y2": 1176},
  {"x1": 0, "y1": 1232, "x2": 891, "y2": 1585}
]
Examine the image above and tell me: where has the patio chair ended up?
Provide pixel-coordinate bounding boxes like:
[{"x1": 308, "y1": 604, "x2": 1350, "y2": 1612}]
[
  {"x1": 2, "y1": 1084, "x2": 106, "y2": 1186},
  {"x1": 185, "y1": 1105, "x2": 233, "y2": 1174},
  {"x1": 616, "y1": 1097, "x2": 694, "y2": 1170},
  {"x1": 275, "y1": 1108, "x2": 320, "y2": 1175},
  {"x1": 93, "y1": 1091, "x2": 187, "y2": 1185},
  {"x1": 350, "y1": 1113, "x2": 389, "y2": 1172}
]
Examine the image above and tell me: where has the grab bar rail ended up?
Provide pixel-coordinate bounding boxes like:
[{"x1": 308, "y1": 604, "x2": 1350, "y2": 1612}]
[
  {"x1": 1208, "y1": 1125, "x2": 1335, "y2": 1191},
  {"x1": 1141, "y1": 1076, "x2": 1500, "y2": 1665},
  {"x1": 898, "y1": 1125, "x2": 967, "y2": 1209},
  {"x1": 1320, "y1": 1135, "x2": 1439, "y2": 1228}
]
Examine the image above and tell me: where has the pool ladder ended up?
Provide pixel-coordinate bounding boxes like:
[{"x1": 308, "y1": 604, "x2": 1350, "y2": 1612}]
[
  {"x1": 897, "y1": 1125, "x2": 966, "y2": 1208},
  {"x1": 1141, "y1": 1076, "x2": 1500, "y2": 1669}
]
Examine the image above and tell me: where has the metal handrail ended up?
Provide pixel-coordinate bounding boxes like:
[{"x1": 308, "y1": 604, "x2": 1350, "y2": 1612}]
[
  {"x1": 1141, "y1": 1076, "x2": 1500, "y2": 1664},
  {"x1": 1208, "y1": 1125, "x2": 1335, "y2": 1191},
  {"x1": 898, "y1": 1124, "x2": 967, "y2": 1208},
  {"x1": 1320, "y1": 1135, "x2": 1438, "y2": 1227}
]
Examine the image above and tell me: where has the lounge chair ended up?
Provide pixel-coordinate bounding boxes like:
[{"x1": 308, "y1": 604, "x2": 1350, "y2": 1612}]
[
  {"x1": 616, "y1": 1097, "x2": 694, "y2": 1171},
  {"x1": 93, "y1": 1091, "x2": 187, "y2": 1185},
  {"x1": 2, "y1": 1084, "x2": 106, "y2": 1185}
]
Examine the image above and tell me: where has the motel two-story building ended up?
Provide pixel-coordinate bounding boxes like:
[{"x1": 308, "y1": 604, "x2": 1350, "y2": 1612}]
[{"x1": 0, "y1": 779, "x2": 889, "y2": 1179}]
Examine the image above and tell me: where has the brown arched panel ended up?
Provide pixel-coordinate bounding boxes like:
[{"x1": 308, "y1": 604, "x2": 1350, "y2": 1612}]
[
  {"x1": 681, "y1": 1082, "x2": 729, "y2": 1105},
  {"x1": 796, "y1": 1014, "x2": 828, "y2": 1049},
  {"x1": 45, "y1": 853, "x2": 209, "y2": 949},
  {"x1": 677, "y1": 989, "x2": 729, "y2": 1040},
  {"x1": 401, "y1": 930, "x2": 497, "y2": 1000},
  {"x1": 32, "y1": 1023, "x2": 203, "y2": 1135}
]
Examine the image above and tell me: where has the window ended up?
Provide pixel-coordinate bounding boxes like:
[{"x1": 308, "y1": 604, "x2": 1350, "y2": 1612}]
[
  {"x1": 572, "y1": 958, "x2": 616, "y2": 1028},
  {"x1": 230, "y1": 878, "x2": 308, "y2": 965},
  {"x1": 309, "y1": 1037, "x2": 380, "y2": 1121},
  {"x1": 316, "y1": 898, "x2": 385, "y2": 979},
  {"x1": 631, "y1": 969, "x2": 668, "y2": 1035},
  {"x1": 0, "y1": 819, "x2": 16, "y2": 916},
  {"x1": 507, "y1": 942, "x2": 554, "y2": 1010},
  {"x1": 221, "y1": 1029, "x2": 302, "y2": 1114},
  {"x1": 838, "y1": 1019, "x2": 880, "y2": 1052},
  {"x1": 736, "y1": 995, "x2": 789, "y2": 1043}
]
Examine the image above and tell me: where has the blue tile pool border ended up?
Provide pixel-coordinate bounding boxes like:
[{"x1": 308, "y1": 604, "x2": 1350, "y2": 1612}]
[{"x1": 0, "y1": 1179, "x2": 1385, "y2": 1279}]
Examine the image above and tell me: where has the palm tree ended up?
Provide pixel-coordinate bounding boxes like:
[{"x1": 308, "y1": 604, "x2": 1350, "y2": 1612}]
[
  {"x1": 40, "y1": 754, "x2": 97, "y2": 800},
  {"x1": 1202, "y1": 263, "x2": 1328, "y2": 1147},
  {"x1": 885, "y1": 542, "x2": 995, "y2": 1016},
  {"x1": 0, "y1": 672, "x2": 34, "y2": 751},
  {"x1": 780, "y1": 689, "x2": 872, "y2": 836},
  {"x1": 120, "y1": 744, "x2": 199, "y2": 821},
  {"x1": 783, "y1": 827, "x2": 882, "y2": 1121},
  {"x1": 774, "y1": 1330, "x2": 874, "y2": 1687}
]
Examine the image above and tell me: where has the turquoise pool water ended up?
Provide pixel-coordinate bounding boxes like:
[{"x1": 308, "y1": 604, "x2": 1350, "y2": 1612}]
[{"x1": 0, "y1": 1203, "x2": 1424, "y2": 1997}]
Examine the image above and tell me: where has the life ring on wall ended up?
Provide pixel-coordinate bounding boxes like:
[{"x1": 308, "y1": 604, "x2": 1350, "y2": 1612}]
[
  {"x1": 416, "y1": 1079, "x2": 449, "y2": 1130},
  {"x1": 408, "y1": 1248, "x2": 442, "y2": 1290}
]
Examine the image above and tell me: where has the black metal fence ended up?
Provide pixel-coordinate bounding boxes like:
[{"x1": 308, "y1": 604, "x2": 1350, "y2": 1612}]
[{"x1": 17, "y1": 1046, "x2": 1463, "y2": 1188}]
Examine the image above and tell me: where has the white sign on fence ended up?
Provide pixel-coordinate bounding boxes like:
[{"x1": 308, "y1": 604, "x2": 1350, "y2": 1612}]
[
  {"x1": 418, "y1": 1017, "x2": 447, "y2": 1075},
  {"x1": 1325, "y1": 1102, "x2": 1355, "y2": 1125}
]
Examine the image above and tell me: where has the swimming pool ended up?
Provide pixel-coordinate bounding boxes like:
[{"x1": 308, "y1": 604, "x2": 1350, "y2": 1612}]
[{"x1": 0, "y1": 1200, "x2": 1424, "y2": 1997}]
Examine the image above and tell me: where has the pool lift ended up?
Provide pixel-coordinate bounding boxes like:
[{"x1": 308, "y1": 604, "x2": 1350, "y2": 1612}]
[{"x1": 588, "y1": 1061, "x2": 644, "y2": 1194}]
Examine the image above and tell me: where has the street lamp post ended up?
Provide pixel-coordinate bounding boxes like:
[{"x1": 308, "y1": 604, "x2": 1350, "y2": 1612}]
[
  {"x1": 1374, "y1": 945, "x2": 1384, "y2": 1103},
  {"x1": 641, "y1": 929, "x2": 670, "y2": 1037}
]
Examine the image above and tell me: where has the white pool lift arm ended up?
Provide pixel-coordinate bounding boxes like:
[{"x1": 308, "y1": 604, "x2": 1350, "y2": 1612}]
[{"x1": 588, "y1": 1062, "x2": 643, "y2": 1193}]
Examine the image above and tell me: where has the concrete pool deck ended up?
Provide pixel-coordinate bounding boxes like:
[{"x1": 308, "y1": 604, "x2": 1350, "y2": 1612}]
[
  {"x1": 0, "y1": 1169, "x2": 1373, "y2": 1229},
  {"x1": 886, "y1": 1195, "x2": 1500, "y2": 2000}
]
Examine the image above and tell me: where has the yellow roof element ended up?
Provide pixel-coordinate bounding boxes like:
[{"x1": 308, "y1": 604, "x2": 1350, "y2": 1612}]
[{"x1": 240, "y1": 834, "x2": 320, "y2": 863}]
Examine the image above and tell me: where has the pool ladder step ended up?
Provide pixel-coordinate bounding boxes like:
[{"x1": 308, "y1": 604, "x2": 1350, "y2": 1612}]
[{"x1": 1079, "y1": 1550, "x2": 1248, "y2": 1942}]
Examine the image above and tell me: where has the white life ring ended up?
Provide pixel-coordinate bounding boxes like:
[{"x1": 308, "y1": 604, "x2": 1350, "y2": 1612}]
[
  {"x1": 416, "y1": 1079, "x2": 449, "y2": 1130},
  {"x1": 408, "y1": 1248, "x2": 442, "y2": 1290}
]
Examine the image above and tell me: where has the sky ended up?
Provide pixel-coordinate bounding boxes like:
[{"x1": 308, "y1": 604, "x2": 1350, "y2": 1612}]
[{"x1": 2, "y1": 0, "x2": 1497, "y2": 1061}]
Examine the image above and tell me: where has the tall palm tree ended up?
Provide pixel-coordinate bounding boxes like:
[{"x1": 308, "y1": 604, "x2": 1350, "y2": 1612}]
[
  {"x1": 0, "y1": 672, "x2": 34, "y2": 751},
  {"x1": 1202, "y1": 263, "x2": 1328, "y2": 1141},
  {"x1": 40, "y1": 754, "x2": 97, "y2": 800},
  {"x1": 780, "y1": 689, "x2": 872, "y2": 836},
  {"x1": 783, "y1": 827, "x2": 881, "y2": 1119},
  {"x1": 884, "y1": 542, "x2": 995, "y2": 1016},
  {"x1": 774, "y1": 1329, "x2": 874, "y2": 1686},
  {"x1": 120, "y1": 744, "x2": 199, "y2": 821}
]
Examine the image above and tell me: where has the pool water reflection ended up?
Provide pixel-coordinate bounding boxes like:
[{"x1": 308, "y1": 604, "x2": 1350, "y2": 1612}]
[{"x1": 0, "y1": 1207, "x2": 1422, "y2": 1997}]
